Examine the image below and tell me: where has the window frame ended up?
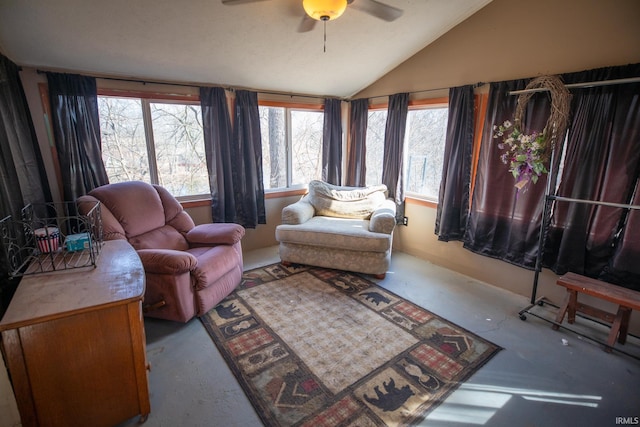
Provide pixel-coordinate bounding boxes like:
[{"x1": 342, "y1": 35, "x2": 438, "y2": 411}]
[
  {"x1": 97, "y1": 88, "x2": 209, "y2": 201},
  {"x1": 404, "y1": 99, "x2": 449, "y2": 203},
  {"x1": 258, "y1": 100, "x2": 325, "y2": 193}
]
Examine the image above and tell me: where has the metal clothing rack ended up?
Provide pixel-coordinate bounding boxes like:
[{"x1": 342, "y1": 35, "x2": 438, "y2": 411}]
[{"x1": 518, "y1": 178, "x2": 640, "y2": 355}]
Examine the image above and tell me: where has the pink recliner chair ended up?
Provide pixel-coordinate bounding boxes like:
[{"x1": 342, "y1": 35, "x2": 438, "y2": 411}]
[{"x1": 78, "y1": 181, "x2": 245, "y2": 322}]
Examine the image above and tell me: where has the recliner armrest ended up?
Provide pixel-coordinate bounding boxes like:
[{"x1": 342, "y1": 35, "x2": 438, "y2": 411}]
[
  {"x1": 282, "y1": 196, "x2": 315, "y2": 225},
  {"x1": 186, "y1": 223, "x2": 245, "y2": 246},
  {"x1": 369, "y1": 199, "x2": 397, "y2": 234},
  {"x1": 137, "y1": 249, "x2": 198, "y2": 274}
]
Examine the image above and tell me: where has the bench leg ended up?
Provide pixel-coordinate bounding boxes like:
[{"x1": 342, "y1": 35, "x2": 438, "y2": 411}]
[
  {"x1": 566, "y1": 290, "x2": 578, "y2": 324},
  {"x1": 617, "y1": 307, "x2": 632, "y2": 345},
  {"x1": 605, "y1": 306, "x2": 632, "y2": 352},
  {"x1": 553, "y1": 290, "x2": 577, "y2": 330}
]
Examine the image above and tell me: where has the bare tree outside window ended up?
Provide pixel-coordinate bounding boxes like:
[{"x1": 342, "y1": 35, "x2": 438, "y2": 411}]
[
  {"x1": 260, "y1": 106, "x2": 323, "y2": 190},
  {"x1": 366, "y1": 110, "x2": 387, "y2": 186},
  {"x1": 260, "y1": 106, "x2": 286, "y2": 189},
  {"x1": 99, "y1": 97, "x2": 150, "y2": 183},
  {"x1": 291, "y1": 110, "x2": 323, "y2": 186},
  {"x1": 98, "y1": 96, "x2": 208, "y2": 197},
  {"x1": 406, "y1": 108, "x2": 448, "y2": 200},
  {"x1": 151, "y1": 103, "x2": 208, "y2": 196}
]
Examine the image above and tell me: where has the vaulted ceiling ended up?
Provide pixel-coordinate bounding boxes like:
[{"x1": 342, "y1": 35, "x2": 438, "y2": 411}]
[{"x1": 0, "y1": 0, "x2": 492, "y2": 97}]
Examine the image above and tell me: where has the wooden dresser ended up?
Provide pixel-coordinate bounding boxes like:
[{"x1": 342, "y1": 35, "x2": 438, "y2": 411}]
[{"x1": 0, "y1": 240, "x2": 150, "y2": 427}]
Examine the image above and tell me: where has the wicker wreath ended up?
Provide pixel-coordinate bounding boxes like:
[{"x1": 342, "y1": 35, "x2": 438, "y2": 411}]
[
  {"x1": 514, "y1": 75, "x2": 571, "y2": 157},
  {"x1": 493, "y1": 75, "x2": 572, "y2": 190}
]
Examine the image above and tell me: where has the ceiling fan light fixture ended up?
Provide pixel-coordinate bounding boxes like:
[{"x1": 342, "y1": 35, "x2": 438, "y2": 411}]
[{"x1": 302, "y1": 0, "x2": 348, "y2": 21}]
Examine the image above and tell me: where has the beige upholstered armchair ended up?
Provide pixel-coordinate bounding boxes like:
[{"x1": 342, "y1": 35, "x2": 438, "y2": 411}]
[
  {"x1": 78, "y1": 181, "x2": 245, "y2": 322},
  {"x1": 275, "y1": 180, "x2": 396, "y2": 278}
]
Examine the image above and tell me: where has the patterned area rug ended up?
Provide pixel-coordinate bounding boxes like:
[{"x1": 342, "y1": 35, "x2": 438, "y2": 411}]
[{"x1": 201, "y1": 263, "x2": 501, "y2": 426}]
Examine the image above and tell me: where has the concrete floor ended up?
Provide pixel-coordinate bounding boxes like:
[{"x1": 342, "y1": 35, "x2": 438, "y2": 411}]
[
  {"x1": 2, "y1": 247, "x2": 637, "y2": 427},
  {"x1": 110, "y1": 246, "x2": 640, "y2": 427}
]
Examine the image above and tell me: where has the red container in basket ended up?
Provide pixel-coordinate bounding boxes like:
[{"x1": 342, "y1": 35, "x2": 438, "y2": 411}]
[{"x1": 34, "y1": 227, "x2": 60, "y2": 253}]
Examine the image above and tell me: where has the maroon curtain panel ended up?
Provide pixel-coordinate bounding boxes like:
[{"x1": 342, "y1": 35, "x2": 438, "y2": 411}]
[
  {"x1": 465, "y1": 63, "x2": 640, "y2": 290},
  {"x1": 463, "y1": 80, "x2": 555, "y2": 268},
  {"x1": 544, "y1": 64, "x2": 640, "y2": 283}
]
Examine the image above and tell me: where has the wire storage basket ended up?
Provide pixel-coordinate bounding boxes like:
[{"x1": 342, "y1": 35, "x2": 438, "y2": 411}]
[{"x1": 0, "y1": 201, "x2": 103, "y2": 277}]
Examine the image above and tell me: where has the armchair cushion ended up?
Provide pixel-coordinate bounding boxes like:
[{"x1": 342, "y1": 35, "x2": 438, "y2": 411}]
[
  {"x1": 154, "y1": 184, "x2": 196, "y2": 234},
  {"x1": 129, "y1": 225, "x2": 190, "y2": 251},
  {"x1": 276, "y1": 217, "x2": 392, "y2": 253},
  {"x1": 307, "y1": 180, "x2": 387, "y2": 219},
  {"x1": 186, "y1": 223, "x2": 245, "y2": 246},
  {"x1": 90, "y1": 182, "x2": 167, "y2": 237}
]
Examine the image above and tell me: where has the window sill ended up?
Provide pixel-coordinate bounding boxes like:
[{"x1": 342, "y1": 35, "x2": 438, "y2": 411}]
[
  {"x1": 180, "y1": 198, "x2": 211, "y2": 209},
  {"x1": 405, "y1": 195, "x2": 438, "y2": 209},
  {"x1": 265, "y1": 188, "x2": 307, "y2": 199},
  {"x1": 178, "y1": 187, "x2": 307, "y2": 209}
]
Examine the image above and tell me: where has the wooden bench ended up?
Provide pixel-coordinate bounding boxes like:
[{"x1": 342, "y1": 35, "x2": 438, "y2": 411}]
[{"x1": 553, "y1": 272, "x2": 640, "y2": 352}]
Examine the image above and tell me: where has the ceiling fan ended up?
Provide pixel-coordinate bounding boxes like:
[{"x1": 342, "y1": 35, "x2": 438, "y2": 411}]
[{"x1": 221, "y1": 0, "x2": 404, "y2": 33}]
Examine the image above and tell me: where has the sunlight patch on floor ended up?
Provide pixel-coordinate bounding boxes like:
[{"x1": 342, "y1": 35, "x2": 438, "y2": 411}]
[{"x1": 425, "y1": 383, "x2": 602, "y2": 425}]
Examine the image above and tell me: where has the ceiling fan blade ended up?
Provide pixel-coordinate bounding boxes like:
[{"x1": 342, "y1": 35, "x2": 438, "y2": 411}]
[
  {"x1": 350, "y1": 0, "x2": 403, "y2": 22},
  {"x1": 222, "y1": 0, "x2": 271, "y2": 5},
  {"x1": 297, "y1": 15, "x2": 317, "y2": 33}
]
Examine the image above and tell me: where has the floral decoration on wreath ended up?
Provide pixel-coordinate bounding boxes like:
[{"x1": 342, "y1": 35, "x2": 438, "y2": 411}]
[{"x1": 493, "y1": 75, "x2": 571, "y2": 191}]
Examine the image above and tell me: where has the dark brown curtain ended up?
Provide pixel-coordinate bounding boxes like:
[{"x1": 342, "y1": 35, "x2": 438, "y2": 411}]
[
  {"x1": 435, "y1": 85, "x2": 475, "y2": 241},
  {"x1": 382, "y1": 93, "x2": 409, "y2": 221},
  {"x1": 47, "y1": 72, "x2": 108, "y2": 201},
  {"x1": 0, "y1": 54, "x2": 51, "y2": 311},
  {"x1": 346, "y1": 98, "x2": 368, "y2": 187},
  {"x1": 200, "y1": 86, "x2": 236, "y2": 223},
  {"x1": 232, "y1": 90, "x2": 265, "y2": 228},
  {"x1": 322, "y1": 98, "x2": 342, "y2": 185},
  {"x1": 544, "y1": 64, "x2": 640, "y2": 282},
  {"x1": 463, "y1": 80, "x2": 555, "y2": 268}
]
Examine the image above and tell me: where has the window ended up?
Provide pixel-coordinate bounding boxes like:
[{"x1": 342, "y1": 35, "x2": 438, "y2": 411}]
[
  {"x1": 364, "y1": 103, "x2": 448, "y2": 201},
  {"x1": 405, "y1": 107, "x2": 448, "y2": 200},
  {"x1": 260, "y1": 105, "x2": 324, "y2": 190},
  {"x1": 365, "y1": 109, "x2": 387, "y2": 186},
  {"x1": 98, "y1": 96, "x2": 208, "y2": 198}
]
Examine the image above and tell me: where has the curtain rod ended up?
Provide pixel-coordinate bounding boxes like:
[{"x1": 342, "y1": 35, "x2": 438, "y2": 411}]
[
  {"x1": 509, "y1": 76, "x2": 640, "y2": 95},
  {"x1": 36, "y1": 69, "x2": 330, "y2": 101},
  {"x1": 365, "y1": 82, "x2": 485, "y2": 102}
]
